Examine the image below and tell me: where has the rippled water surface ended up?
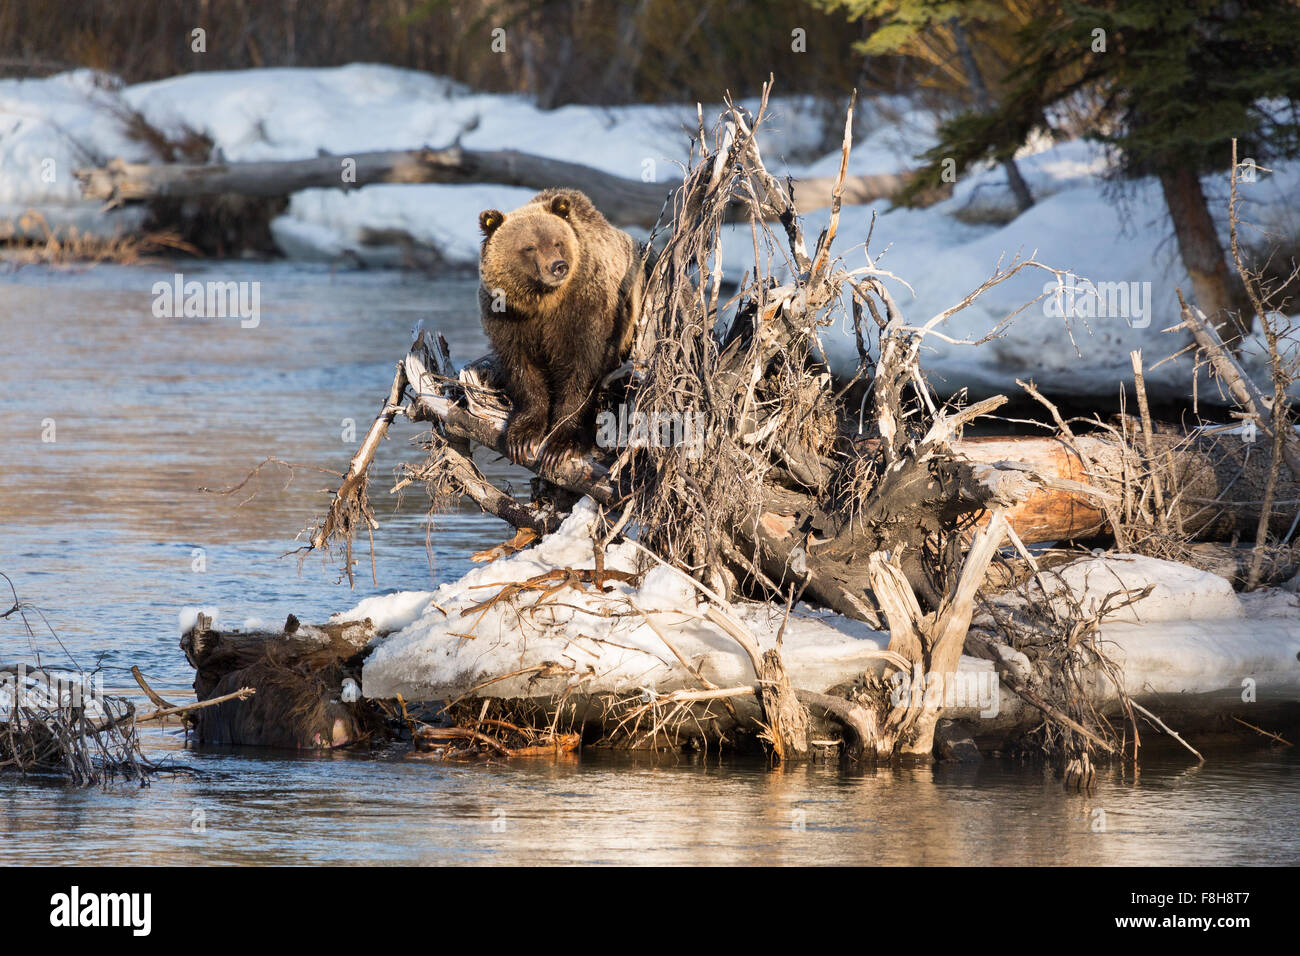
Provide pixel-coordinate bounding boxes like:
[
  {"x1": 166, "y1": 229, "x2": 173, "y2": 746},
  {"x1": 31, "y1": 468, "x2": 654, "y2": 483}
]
[{"x1": 1, "y1": 261, "x2": 1297, "y2": 866}]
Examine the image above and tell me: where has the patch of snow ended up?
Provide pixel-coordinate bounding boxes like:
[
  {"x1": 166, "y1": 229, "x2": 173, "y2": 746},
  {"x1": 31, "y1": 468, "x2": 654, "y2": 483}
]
[
  {"x1": 988, "y1": 553, "x2": 1300, "y2": 709},
  {"x1": 634, "y1": 564, "x2": 697, "y2": 611},
  {"x1": 178, "y1": 605, "x2": 220, "y2": 635},
  {"x1": 356, "y1": 497, "x2": 898, "y2": 702},
  {"x1": 1100, "y1": 616, "x2": 1300, "y2": 702},
  {"x1": 1239, "y1": 586, "x2": 1300, "y2": 617},
  {"x1": 331, "y1": 589, "x2": 439, "y2": 635},
  {"x1": 1045, "y1": 554, "x2": 1243, "y2": 624}
]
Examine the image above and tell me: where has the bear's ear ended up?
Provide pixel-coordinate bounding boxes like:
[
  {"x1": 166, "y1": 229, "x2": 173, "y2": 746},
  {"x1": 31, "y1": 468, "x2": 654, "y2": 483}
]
[
  {"x1": 548, "y1": 195, "x2": 571, "y2": 219},
  {"x1": 479, "y1": 209, "x2": 505, "y2": 236}
]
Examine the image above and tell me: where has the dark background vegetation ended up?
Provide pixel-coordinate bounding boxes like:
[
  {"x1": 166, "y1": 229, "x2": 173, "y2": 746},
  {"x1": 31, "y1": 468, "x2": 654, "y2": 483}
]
[{"x1": 0, "y1": 0, "x2": 886, "y2": 107}]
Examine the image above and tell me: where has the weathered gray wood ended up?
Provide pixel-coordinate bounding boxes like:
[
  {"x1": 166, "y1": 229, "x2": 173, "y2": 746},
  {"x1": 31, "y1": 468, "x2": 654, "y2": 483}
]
[{"x1": 76, "y1": 147, "x2": 917, "y2": 229}]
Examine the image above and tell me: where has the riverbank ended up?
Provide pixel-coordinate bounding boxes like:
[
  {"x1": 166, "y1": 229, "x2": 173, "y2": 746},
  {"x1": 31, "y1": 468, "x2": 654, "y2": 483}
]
[{"x1": 4, "y1": 64, "x2": 1299, "y2": 401}]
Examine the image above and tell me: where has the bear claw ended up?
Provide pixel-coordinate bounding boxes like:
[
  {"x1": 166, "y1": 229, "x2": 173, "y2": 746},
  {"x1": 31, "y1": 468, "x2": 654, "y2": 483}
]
[
  {"x1": 537, "y1": 430, "x2": 585, "y2": 473},
  {"x1": 505, "y1": 421, "x2": 545, "y2": 465}
]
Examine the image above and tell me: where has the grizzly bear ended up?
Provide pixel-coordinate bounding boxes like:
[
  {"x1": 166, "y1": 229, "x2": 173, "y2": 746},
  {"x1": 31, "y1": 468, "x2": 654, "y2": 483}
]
[{"x1": 478, "y1": 188, "x2": 645, "y2": 469}]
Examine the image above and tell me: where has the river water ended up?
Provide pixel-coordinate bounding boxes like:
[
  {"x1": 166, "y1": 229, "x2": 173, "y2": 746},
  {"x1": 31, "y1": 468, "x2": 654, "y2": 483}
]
[{"x1": 1, "y1": 261, "x2": 1296, "y2": 866}]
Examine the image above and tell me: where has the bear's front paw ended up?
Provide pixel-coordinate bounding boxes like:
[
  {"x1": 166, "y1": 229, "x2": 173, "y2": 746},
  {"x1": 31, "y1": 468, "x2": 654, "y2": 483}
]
[
  {"x1": 538, "y1": 428, "x2": 587, "y2": 474},
  {"x1": 505, "y1": 417, "x2": 545, "y2": 465}
]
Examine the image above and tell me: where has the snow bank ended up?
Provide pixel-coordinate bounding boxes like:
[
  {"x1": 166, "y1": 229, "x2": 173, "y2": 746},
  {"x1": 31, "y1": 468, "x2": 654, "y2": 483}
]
[
  {"x1": 1040, "y1": 553, "x2": 1243, "y2": 624},
  {"x1": 990, "y1": 553, "x2": 1300, "y2": 713},
  {"x1": 350, "y1": 497, "x2": 934, "y2": 702},
  {"x1": 793, "y1": 139, "x2": 1300, "y2": 403},
  {"x1": 1102, "y1": 615, "x2": 1300, "y2": 702},
  {"x1": 0, "y1": 70, "x2": 148, "y2": 239},
  {"x1": 343, "y1": 498, "x2": 1300, "y2": 727},
  {"x1": 3, "y1": 64, "x2": 1297, "y2": 400}
]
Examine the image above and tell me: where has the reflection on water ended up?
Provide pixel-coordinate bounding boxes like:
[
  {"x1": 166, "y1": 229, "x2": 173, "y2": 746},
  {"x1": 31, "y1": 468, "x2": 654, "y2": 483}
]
[
  {"x1": 1, "y1": 262, "x2": 1297, "y2": 866},
  {"x1": 2, "y1": 733, "x2": 1297, "y2": 866},
  {"x1": 0, "y1": 263, "x2": 516, "y2": 689}
]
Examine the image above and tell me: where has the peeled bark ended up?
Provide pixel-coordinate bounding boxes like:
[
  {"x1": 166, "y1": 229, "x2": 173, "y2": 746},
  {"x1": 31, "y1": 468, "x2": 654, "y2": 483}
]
[{"x1": 954, "y1": 432, "x2": 1300, "y2": 542}]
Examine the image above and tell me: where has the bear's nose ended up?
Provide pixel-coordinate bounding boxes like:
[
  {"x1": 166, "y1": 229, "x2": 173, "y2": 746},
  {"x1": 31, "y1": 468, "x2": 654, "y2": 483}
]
[{"x1": 549, "y1": 259, "x2": 568, "y2": 279}]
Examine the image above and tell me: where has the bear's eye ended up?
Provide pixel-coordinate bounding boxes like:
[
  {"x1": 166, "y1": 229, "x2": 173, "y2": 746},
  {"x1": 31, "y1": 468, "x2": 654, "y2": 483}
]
[
  {"x1": 520, "y1": 246, "x2": 537, "y2": 254},
  {"x1": 553, "y1": 241, "x2": 562, "y2": 249}
]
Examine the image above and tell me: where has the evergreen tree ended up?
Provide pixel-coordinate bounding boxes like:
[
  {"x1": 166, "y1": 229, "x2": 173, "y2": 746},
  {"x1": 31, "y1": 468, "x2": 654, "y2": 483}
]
[
  {"x1": 896, "y1": 0, "x2": 1300, "y2": 332},
  {"x1": 817, "y1": 0, "x2": 1038, "y2": 209}
]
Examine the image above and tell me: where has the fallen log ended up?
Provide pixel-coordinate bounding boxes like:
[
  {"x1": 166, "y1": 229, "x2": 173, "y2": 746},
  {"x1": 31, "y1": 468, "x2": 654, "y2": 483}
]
[
  {"x1": 75, "y1": 146, "x2": 925, "y2": 230},
  {"x1": 950, "y1": 431, "x2": 1300, "y2": 542},
  {"x1": 352, "y1": 536, "x2": 1300, "y2": 756}
]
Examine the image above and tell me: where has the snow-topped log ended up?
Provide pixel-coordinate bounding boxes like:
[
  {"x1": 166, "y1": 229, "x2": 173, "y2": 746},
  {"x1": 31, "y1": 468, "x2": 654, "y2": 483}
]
[
  {"x1": 74, "y1": 147, "x2": 920, "y2": 229},
  {"x1": 348, "y1": 514, "x2": 1300, "y2": 752}
]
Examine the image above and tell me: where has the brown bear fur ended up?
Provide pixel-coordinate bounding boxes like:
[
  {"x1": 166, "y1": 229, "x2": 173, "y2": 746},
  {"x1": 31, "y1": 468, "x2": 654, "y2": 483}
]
[{"x1": 478, "y1": 188, "x2": 645, "y2": 468}]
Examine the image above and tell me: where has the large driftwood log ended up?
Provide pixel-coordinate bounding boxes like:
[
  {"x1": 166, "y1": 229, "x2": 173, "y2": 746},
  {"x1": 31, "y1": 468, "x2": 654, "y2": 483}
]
[
  {"x1": 75, "y1": 147, "x2": 922, "y2": 229},
  {"x1": 953, "y1": 432, "x2": 1300, "y2": 541}
]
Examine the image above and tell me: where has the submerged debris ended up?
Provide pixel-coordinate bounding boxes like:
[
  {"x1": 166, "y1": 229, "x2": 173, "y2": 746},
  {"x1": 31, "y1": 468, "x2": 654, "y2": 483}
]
[{"x1": 0, "y1": 664, "x2": 150, "y2": 787}]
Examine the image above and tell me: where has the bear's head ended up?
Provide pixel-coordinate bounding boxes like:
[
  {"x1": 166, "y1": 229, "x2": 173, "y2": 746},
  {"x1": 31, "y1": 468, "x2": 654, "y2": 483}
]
[{"x1": 479, "y1": 194, "x2": 581, "y2": 301}]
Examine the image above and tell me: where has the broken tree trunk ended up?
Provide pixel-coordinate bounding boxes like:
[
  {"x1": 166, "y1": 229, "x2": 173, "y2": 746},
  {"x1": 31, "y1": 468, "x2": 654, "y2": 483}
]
[
  {"x1": 180, "y1": 612, "x2": 382, "y2": 749},
  {"x1": 75, "y1": 146, "x2": 928, "y2": 230},
  {"x1": 866, "y1": 510, "x2": 1010, "y2": 756}
]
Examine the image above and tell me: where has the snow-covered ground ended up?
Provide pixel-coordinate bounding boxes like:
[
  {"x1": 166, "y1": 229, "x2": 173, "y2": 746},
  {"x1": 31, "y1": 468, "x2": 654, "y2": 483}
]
[{"x1": 3, "y1": 63, "x2": 1298, "y2": 400}]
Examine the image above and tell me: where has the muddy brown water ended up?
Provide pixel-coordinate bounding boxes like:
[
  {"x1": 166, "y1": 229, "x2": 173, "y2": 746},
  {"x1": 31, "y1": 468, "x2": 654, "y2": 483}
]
[{"x1": 1, "y1": 261, "x2": 1297, "y2": 866}]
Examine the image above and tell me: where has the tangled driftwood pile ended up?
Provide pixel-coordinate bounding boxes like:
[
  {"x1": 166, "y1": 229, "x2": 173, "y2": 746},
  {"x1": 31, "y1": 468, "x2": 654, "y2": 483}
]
[
  {"x1": 0, "y1": 572, "x2": 262, "y2": 786},
  {"x1": 184, "y1": 88, "x2": 1298, "y2": 772},
  {"x1": 0, "y1": 664, "x2": 148, "y2": 787}
]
